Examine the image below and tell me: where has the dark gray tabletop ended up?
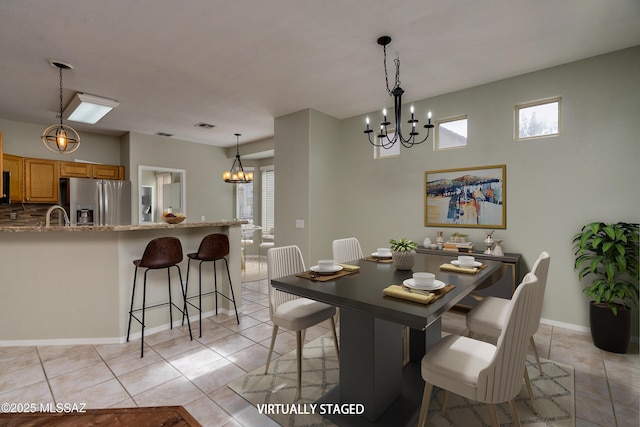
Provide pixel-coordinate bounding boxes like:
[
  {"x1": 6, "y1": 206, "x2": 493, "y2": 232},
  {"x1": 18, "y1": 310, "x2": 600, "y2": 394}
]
[{"x1": 271, "y1": 253, "x2": 504, "y2": 330}]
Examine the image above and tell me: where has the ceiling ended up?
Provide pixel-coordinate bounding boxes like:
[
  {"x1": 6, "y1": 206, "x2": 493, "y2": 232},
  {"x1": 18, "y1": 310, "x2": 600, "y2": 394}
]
[{"x1": 0, "y1": 0, "x2": 638, "y2": 149}]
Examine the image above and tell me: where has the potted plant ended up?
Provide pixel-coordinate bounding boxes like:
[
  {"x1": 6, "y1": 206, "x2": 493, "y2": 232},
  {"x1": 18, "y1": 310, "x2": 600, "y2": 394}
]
[
  {"x1": 572, "y1": 222, "x2": 639, "y2": 353},
  {"x1": 390, "y1": 238, "x2": 418, "y2": 270}
]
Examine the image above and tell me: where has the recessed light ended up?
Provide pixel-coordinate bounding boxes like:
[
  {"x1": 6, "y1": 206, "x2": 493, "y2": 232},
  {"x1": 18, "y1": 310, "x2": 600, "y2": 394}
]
[{"x1": 155, "y1": 132, "x2": 173, "y2": 137}]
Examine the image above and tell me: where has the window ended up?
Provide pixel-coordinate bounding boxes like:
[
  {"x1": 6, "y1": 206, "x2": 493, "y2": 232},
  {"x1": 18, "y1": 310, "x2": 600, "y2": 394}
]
[
  {"x1": 516, "y1": 97, "x2": 561, "y2": 140},
  {"x1": 234, "y1": 167, "x2": 254, "y2": 222},
  {"x1": 435, "y1": 116, "x2": 468, "y2": 150},
  {"x1": 261, "y1": 166, "x2": 275, "y2": 234},
  {"x1": 374, "y1": 131, "x2": 400, "y2": 158}
]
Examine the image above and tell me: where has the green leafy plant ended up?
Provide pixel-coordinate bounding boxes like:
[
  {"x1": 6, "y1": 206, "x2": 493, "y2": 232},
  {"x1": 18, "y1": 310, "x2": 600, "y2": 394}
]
[
  {"x1": 390, "y1": 238, "x2": 418, "y2": 252},
  {"x1": 572, "y1": 222, "x2": 639, "y2": 315}
]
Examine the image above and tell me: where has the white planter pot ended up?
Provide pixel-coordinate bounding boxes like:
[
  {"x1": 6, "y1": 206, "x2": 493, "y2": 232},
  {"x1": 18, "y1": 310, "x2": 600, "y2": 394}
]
[{"x1": 392, "y1": 250, "x2": 415, "y2": 270}]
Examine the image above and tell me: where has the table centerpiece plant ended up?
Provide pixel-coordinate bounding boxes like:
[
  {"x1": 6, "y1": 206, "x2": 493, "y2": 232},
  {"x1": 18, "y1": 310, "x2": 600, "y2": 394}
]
[
  {"x1": 572, "y1": 221, "x2": 639, "y2": 353},
  {"x1": 390, "y1": 238, "x2": 418, "y2": 270}
]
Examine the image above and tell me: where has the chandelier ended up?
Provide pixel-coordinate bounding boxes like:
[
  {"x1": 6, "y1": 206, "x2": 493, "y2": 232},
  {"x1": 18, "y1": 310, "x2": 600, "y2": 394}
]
[
  {"x1": 223, "y1": 134, "x2": 253, "y2": 184},
  {"x1": 41, "y1": 60, "x2": 81, "y2": 154},
  {"x1": 364, "y1": 36, "x2": 433, "y2": 149}
]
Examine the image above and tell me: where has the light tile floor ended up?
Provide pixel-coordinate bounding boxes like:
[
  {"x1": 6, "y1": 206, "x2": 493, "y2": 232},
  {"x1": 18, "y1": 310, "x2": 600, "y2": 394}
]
[{"x1": 0, "y1": 260, "x2": 637, "y2": 426}]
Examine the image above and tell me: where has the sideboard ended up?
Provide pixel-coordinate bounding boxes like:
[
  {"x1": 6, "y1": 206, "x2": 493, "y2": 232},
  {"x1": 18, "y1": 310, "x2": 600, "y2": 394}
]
[{"x1": 416, "y1": 246, "x2": 522, "y2": 312}]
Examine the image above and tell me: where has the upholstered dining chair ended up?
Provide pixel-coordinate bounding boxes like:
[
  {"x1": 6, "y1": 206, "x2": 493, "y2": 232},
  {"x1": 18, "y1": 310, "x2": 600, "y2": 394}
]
[
  {"x1": 258, "y1": 228, "x2": 274, "y2": 272},
  {"x1": 418, "y1": 273, "x2": 540, "y2": 427},
  {"x1": 332, "y1": 237, "x2": 364, "y2": 263},
  {"x1": 465, "y1": 251, "x2": 551, "y2": 409},
  {"x1": 265, "y1": 245, "x2": 340, "y2": 399}
]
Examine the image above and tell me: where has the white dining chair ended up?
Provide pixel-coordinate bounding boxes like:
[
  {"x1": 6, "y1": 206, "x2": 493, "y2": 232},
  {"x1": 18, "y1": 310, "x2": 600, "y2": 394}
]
[
  {"x1": 418, "y1": 272, "x2": 540, "y2": 427},
  {"x1": 258, "y1": 228, "x2": 274, "y2": 272},
  {"x1": 465, "y1": 251, "x2": 550, "y2": 410},
  {"x1": 265, "y1": 245, "x2": 340, "y2": 399},
  {"x1": 466, "y1": 251, "x2": 550, "y2": 372},
  {"x1": 332, "y1": 237, "x2": 364, "y2": 263}
]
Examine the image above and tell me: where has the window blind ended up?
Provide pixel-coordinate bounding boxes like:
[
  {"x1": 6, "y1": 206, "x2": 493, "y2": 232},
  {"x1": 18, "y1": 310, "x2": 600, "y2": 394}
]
[
  {"x1": 261, "y1": 166, "x2": 274, "y2": 234},
  {"x1": 234, "y1": 167, "x2": 254, "y2": 221}
]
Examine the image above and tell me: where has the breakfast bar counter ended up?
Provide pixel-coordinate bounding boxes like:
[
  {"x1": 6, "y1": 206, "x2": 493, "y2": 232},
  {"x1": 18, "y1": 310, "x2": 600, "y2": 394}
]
[{"x1": 0, "y1": 221, "x2": 243, "y2": 344}]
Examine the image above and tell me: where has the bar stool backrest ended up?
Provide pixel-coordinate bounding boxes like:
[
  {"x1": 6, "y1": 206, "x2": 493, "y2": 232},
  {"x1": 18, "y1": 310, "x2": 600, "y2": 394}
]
[
  {"x1": 193, "y1": 233, "x2": 229, "y2": 261},
  {"x1": 137, "y1": 237, "x2": 183, "y2": 269}
]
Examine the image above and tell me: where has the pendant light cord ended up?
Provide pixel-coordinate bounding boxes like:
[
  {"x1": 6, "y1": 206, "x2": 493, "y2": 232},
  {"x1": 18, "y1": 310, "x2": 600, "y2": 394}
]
[{"x1": 58, "y1": 66, "x2": 64, "y2": 124}]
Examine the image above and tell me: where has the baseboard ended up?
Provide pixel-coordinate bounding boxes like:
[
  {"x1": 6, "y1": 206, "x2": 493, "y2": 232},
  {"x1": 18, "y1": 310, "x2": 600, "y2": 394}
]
[
  {"x1": 0, "y1": 309, "x2": 238, "y2": 347},
  {"x1": 540, "y1": 317, "x2": 639, "y2": 343}
]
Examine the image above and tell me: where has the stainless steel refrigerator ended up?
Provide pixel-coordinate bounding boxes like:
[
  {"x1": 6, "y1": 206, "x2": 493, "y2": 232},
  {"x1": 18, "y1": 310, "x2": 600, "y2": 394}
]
[{"x1": 61, "y1": 177, "x2": 131, "y2": 226}]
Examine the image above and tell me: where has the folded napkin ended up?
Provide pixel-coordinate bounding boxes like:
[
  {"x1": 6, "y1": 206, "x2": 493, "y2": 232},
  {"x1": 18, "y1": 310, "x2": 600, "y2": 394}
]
[
  {"x1": 383, "y1": 285, "x2": 435, "y2": 304},
  {"x1": 439, "y1": 263, "x2": 487, "y2": 275},
  {"x1": 337, "y1": 263, "x2": 360, "y2": 272},
  {"x1": 383, "y1": 283, "x2": 456, "y2": 304}
]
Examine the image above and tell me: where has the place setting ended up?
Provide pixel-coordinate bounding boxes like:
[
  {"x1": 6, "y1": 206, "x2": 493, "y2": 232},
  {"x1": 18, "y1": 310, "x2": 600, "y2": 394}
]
[
  {"x1": 383, "y1": 272, "x2": 455, "y2": 304},
  {"x1": 440, "y1": 255, "x2": 488, "y2": 274},
  {"x1": 296, "y1": 259, "x2": 360, "y2": 281},
  {"x1": 362, "y1": 247, "x2": 394, "y2": 263}
]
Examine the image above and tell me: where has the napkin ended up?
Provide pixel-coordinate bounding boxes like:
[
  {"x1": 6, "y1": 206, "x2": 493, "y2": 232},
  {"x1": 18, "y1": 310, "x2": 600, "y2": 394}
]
[
  {"x1": 440, "y1": 263, "x2": 482, "y2": 274},
  {"x1": 382, "y1": 285, "x2": 435, "y2": 304},
  {"x1": 337, "y1": 263, "x2": 360, "y2": 272}
]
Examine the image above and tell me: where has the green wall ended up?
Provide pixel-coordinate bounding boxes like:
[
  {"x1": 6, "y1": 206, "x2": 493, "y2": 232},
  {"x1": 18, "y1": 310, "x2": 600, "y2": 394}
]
[{"x1": 275, "y1": 46, "x2": 640, "y2": 331}]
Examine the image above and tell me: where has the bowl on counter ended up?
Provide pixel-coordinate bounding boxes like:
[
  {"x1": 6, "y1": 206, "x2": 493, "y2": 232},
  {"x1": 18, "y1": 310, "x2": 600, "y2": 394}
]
[{"x1": 162, "y1": 215, "x2": 186, "y2": 224}]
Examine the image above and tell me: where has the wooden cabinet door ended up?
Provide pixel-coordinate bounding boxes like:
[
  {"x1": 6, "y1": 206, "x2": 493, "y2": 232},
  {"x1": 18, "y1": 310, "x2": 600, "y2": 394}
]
[
  {"x1": 59, "y1": 161, "x2": 92, "y2": 178},
  {"x1": 3, "y1": 154, "x2": 24, "y2": 202},
  {"x1": 60, "y1": 162, "x2": 123, "y2": 180},
  {"x1": 24, "y1": 158, "x2": 59, "y2": 203},
  {"x1": 93, "y1": 164, "x2": 123, "y2": 180}
]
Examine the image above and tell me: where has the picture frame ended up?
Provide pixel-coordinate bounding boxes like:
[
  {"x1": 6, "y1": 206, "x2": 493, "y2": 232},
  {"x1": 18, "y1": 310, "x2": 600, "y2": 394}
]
[{"x1": 424, "y1": 164, "x2": 506, "y2": 229}]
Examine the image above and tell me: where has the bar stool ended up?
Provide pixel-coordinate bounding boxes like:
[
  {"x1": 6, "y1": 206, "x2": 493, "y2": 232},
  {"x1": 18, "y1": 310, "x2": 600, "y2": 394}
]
[
  {"x1": 126, "y1": 237, "x2": 192, "y2": 357},
  {"x1": 183, "y1": 233, "x2": 239, "y2": 337}
]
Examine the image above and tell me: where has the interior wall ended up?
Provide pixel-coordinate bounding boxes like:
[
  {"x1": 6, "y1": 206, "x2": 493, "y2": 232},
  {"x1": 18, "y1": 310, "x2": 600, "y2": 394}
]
[
  {"x1": 274, "y1": 110, "x2": 311, "y2": 262},
  {"x1": 0, "y1": 118, "x2": 121, "y2": 164},
  {"x1": 308, "y1": 109, "x2": 342, "y2": 264},
  {"x1": 126, "y1": 132, "x2": 234, "y2": 224},
  {"x1": 335, "y1": 46, "x2": 640, "y2": 330}
]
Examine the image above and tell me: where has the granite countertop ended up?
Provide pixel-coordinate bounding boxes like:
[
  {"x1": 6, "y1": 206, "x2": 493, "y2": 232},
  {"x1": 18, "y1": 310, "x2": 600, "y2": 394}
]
[{"x1": 0, "y1": 220, "x2": 245, "y2": 232}]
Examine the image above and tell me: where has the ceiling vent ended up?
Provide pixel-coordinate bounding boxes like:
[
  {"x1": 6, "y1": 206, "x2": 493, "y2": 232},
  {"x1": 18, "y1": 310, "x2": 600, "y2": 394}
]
[
  {"x1": 155, "y1": 132, "x2": 173, "y2": 137},
  {"x1": 195, "y1": 122, "x2": 215, "y2": 129}
]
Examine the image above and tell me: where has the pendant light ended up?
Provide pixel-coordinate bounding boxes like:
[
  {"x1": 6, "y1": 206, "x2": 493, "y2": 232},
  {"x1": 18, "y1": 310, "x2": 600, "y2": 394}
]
[
  {"x1": 223, "y1": 133, "x2": 253, "y2": 184},
  {"x1": 363, "y1": 36, "x2": 434, "y2": 149},
  {"x1": 41, "y1": 60, "x2": 81, "y2": 154}
]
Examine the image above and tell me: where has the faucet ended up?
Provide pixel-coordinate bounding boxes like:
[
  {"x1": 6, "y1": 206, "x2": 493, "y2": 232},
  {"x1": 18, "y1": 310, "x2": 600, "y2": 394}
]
[{"x1": 45, "y1": 205, "x2": 70, "y2": 227}]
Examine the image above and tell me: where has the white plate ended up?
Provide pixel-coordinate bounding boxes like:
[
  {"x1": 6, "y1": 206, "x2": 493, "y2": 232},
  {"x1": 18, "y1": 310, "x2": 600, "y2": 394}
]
[
  {"x1": 310, "y1": 265, "x2": 344, "y2": 275},
  {"x1": 372, "y1": 252, "x2": 392, "y2": 258},
  {"x1": 402, "y1": 279, "x2": 445, "y2": 290},
  {"x1": 451, "y1": 260, "x2": 482, "y2": 267}
]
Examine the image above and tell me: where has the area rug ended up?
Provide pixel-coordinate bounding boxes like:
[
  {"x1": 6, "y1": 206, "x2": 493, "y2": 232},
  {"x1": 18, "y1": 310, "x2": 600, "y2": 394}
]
[
  {"x1": 0, "y1": 406, "x2": 201, "y2": 427},
  {"x1": 228, "y1": 335, "x2": 575, "y2": 427}
]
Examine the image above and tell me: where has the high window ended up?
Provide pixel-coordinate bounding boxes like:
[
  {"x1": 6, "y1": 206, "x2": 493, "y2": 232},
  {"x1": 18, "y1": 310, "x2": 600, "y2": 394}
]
[
  {"x1": 435, "y1": 116, "x2": 468, "y2": 150},
  {"x1": 374, "y1": 130, "x2": 400, "y2": 158},
  {"x1": 516, "y1": 97, "x2": 561, "y2": 140}
]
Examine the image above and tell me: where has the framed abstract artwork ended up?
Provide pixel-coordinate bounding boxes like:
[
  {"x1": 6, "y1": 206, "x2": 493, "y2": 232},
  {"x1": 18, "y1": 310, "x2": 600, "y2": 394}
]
[{"x1": 424, "y1": 165, "x2": 506, "y2": 229}]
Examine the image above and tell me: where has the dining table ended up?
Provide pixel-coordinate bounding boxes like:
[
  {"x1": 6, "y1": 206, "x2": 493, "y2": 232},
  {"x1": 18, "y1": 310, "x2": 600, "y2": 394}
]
[{"x1": 270, "y1": 252, "x2": 505, "y2": 427}]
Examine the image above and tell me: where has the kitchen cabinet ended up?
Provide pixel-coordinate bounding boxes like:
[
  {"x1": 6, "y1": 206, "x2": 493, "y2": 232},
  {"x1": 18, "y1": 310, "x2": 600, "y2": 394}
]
[
  {"x1": 24, "y1": 158, "x2": 59, "y2": 203},
  {"x1": 2, "y1": 154, "x2": 24, "y2": 203},
  {"x1": 59, "y1": 162, "x2": 124, "y2": 180}
]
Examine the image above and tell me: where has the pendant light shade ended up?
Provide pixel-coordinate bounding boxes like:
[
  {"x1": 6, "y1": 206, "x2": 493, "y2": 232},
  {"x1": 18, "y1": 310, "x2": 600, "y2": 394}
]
[
  {"x1": 41, "y1": 60, "x2": 81, "y2": 154},
  {"x1": 223, "y1": 134, "x2": 253, "y2": 184}
]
